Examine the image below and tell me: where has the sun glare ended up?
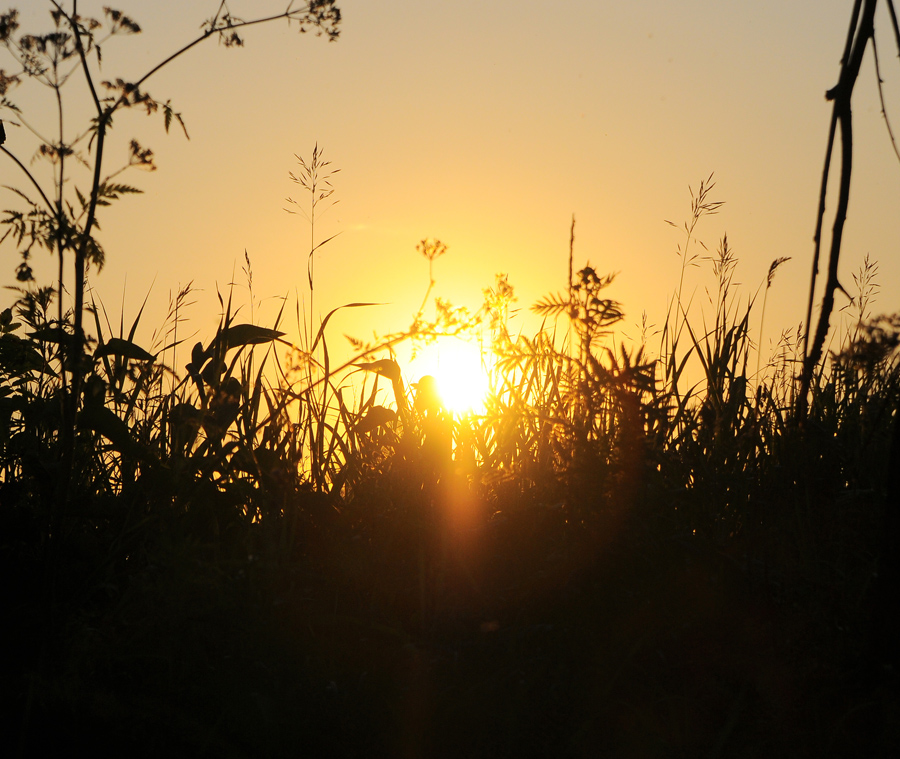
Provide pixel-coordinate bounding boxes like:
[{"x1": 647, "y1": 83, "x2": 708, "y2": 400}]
[{"x1": 409, "y1": 338, "x2": 490, "y2": 414}]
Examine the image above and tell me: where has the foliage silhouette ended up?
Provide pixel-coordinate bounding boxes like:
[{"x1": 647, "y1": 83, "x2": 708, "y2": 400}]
[
  {"x1": 1, "y1": 3, "x2": 899, "y2": 758},
  {"x1": 0, "y1": 0, "x2": 341, "y2": 531},
  {"x1": 799, "y1": 0, "x2": 900, "y2": 418}
]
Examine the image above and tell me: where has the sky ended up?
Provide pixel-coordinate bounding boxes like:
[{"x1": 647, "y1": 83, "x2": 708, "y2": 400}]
[{"x1": 3, "y1": 0, "x2": 899, "y2": 385}]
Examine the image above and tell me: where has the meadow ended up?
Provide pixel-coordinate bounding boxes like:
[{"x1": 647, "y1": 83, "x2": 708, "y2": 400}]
[{"x1": 3, "y1": 3, "x2": 900, "y2": 757}]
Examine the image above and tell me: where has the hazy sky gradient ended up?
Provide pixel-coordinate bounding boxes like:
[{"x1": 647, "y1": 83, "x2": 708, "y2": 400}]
[{"x1": 4, "y1": 1, "x2": 899, "y2": 365}]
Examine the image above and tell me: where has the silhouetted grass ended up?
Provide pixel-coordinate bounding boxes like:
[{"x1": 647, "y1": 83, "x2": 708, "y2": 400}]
[
  {"x1": 3, "y1": 179, "x2": 899, "y2": 758},
  {"x1": 4, "y1": 3, "x2": 899, "y2": 754}
]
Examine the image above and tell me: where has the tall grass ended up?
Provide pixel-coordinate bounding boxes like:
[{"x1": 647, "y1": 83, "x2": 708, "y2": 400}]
[
  {"x1": 4, "y1": 171, "x2": 899, "y2": 757},
  {"x1": 3, "y1": 171, "x2": 895, "y2": 547}
]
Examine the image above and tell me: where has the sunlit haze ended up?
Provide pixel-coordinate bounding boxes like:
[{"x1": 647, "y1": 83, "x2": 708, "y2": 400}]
[
  {"x1": 3, "y1": 1, "x2": 899, "y2": 378},
  {"x1": 409, "y1": 337, "x2": 491, "y2": 414}
]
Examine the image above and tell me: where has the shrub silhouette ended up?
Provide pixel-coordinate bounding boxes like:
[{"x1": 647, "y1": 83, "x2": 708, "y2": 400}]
[{"x1": 2, "y1": 3, "x2": 900, "y2": 758}]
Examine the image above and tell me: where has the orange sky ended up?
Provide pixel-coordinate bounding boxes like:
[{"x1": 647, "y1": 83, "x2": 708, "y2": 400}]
[{"x1": 3, "y1": 1, "x2": 899, "y2": 378}]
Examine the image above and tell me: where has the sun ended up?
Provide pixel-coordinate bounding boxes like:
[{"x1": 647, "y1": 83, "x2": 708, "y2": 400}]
[{"x1": 408, "y1": 337, "x2": 490, "y2": 414}]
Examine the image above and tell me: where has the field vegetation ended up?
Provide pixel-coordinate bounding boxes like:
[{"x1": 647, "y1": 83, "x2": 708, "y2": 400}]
[{"x1": 2, "y1": 3, "x2": 899, "y2": 757}]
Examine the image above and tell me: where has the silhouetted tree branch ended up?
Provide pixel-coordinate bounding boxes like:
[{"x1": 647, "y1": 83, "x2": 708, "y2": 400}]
[{"x1": 798, "y1": 0, "x2": 878, "y2": 420}]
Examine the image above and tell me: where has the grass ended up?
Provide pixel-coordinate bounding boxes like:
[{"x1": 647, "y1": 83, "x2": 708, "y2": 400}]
[
  {"x1": 3, "y1": 4, "x2": 899, "y2": 755},
  {"x1": 2, "y1": 175, "x2": 899, "y2": 758}
]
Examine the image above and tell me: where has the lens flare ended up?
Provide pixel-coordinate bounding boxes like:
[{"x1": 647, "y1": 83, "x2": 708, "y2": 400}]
[{"x1": 408, "y1": 337, "x2": 489, "y2": 414}]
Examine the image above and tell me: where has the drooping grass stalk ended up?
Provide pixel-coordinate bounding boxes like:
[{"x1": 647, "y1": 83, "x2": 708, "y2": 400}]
[
  {"x1": 755, "y1": 257, "x2": 791, "y2": 385},
  {"x1": 160, "y1": 282, "x2": 195, "y2": 398},
  {"x1": 849, "y1": 254, "x2": 879, "y2": 343}
]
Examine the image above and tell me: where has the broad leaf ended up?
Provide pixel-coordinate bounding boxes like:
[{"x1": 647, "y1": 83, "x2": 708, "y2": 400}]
[
  {"x1": 219, "y1": 324, "x2": 285, "y2": 351},
  {"x1": 94, "y1": 336, "x2": 156, "y2": 362}
]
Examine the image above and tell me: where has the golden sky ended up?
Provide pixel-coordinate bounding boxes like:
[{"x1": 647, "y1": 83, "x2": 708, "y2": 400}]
[{"x1": 3, "y1": 0, "x2": 899, "y2": 373}]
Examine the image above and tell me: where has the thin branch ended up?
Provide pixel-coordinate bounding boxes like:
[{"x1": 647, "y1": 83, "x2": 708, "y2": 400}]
[
  {"x1": 6, "y1": 109, "x2": 56, "y2": 147},
  {"x1": 802, "y1": 106, "x2": 838, "y2": 365},
  {"x1": 51, "y1": 1, "x2": 102, "y2": 113},
  {"x1": 132, "y1": 9, "x2": 324, "y2": 93},
  {"x1": 0, "y1": 145, "x2": 55, "y2": 211},
  {"x1": 871, "y1": 33, "x2": 900, "y2": 164},
  {"x1": 886, "y1": 0, "x2": 900, "y2": 56},
  {"x1": 802, "y1": 0, "x2": 864, "y2": 365},
  {"x1": 799, "y1": 0, "x2": 878, "y2": 420},
  {"x1": 55, "y1": 41, "x2": 68, "y2": 329},
  {"x1": 841, "y1": 0, "x2": 865, "y2": 67}
]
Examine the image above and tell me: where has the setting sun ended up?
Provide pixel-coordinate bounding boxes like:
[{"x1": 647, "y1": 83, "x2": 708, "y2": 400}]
[
  {"x1": 408, "y1": 337, "x2": 491, "y2": 414},
  {"x1": 6, "y1": 4, "x2": 898, "y2": 756}
]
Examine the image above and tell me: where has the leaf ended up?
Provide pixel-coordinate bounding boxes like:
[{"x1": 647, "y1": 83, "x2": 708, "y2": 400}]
[
  {"x1": 355, "y1": 358, "x2": 401, "y2": 382},
  {"x1": 310, "y1": 232, "x2": 340, "y2": 254},
  {"x1": 78, "y1": 404, "x2": 154, "y2": 462},
  {"x1": 162, "y1": 100, "x2": 189, "y2": 139},
  {"x1": 93, "y1": 336, "x2": 156, "y2": 362},
  {"x1": 28, "y1": 326, "x2": 69, "y2": 344},
  {"x1": 99, "y1": 181, "x2": 143, "y2": 198},
  {"x1": 219, "y1": 324, "x2": 285, "y2": 351},
  {"x1": 355, "y1": 405, "x2": 397, "y2": 433},
  {"x1": 310, "y1": 302, "x2": 383, "y2": 354},
  {"x1": 531, "y1": 292, "x2": 573, "y2": 319},
  {"x1": 0, "y1": 333, "x2": 46, "y2": 375},
  {"x1": 83, "y1": 235, "x2": 106, "y2": 269}
]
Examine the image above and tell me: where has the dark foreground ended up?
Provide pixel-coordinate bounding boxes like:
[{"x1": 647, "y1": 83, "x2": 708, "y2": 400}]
[{"x1": 3, "y1": 480, "x2": 899, "y2": 759}]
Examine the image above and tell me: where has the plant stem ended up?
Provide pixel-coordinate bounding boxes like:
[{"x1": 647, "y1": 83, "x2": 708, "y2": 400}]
[{"x1": 799, "y1": 0, "x2": 876, "y2": 421}]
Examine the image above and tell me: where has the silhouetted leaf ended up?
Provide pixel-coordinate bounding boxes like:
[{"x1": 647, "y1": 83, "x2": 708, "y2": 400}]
[
  {"x1": 162, "y1": 99, "x2": 189, "y2": 138},
  {"x1": 94, "y1": 336, "x2": 156, "y2": 362},
  {"x1": 355, "y1": 405, "x2": 397, "y2": 433},
  {"x1": 27, "y1": 326, "x2": 69, "y2": 344},
  {"x1": 311, "y1": 302, "x2": 382, "y2": 353},
  {"x1": 220, "y1": 324, "x2": 285, "y2": 351},
  {"x1": 355, "y1": 358, "x2": 401, "y2": 382},
  {"x1": 0, "y1": 332, "x2": 45, "y2": 374},
  {"x1": 531, "y1": 292, "x2": 572, "y2": 319},
  {"x1": 79, "y1": 404, "x2": 154, "y2": 461}
]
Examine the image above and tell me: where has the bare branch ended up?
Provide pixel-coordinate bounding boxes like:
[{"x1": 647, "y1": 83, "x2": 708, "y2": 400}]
[
  {"x1": 0, "y1": 145, "x2": 55, "y2": 211},
  {"x1": 871, "y1": 32, "x2": 900, "y2": 164}
]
